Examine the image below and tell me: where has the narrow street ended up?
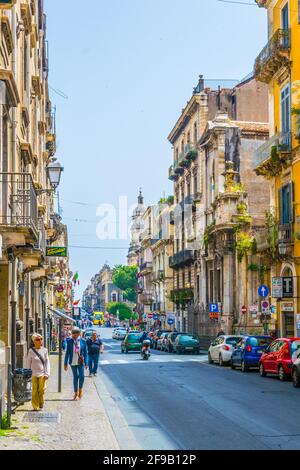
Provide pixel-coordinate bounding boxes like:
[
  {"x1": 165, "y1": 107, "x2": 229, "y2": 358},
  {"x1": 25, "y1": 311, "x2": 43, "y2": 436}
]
[{"x1": 95, "y1": 328, "x2": 300, "y2": 451}]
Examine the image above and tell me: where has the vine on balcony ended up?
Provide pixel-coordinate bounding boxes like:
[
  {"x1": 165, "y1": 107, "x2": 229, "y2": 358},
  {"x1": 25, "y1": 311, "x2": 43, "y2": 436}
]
[
  {"x1": 254, "y1": 146, "x2": 283, "y2": 179},
  {"x1": 265, "y1": 210, "x2": 279, "y2": 261},
  {"x1": 236, "y1": 232, "x2": 256, "y2": 262}
]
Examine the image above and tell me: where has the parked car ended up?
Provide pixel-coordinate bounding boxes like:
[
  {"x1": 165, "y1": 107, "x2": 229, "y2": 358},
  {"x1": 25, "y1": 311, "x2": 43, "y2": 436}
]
[
  {"x1": 162, "y1": 332, "x2": 183, "y2": 353},
  {"x1": 173, "y1": 334, "x2": 200, "y2": 354},
  {"x1": 208, "y1": 335, "x2": 244, "y2": 366},
  {"x1": 259, "y1": 338, "x2": 300, "y2": 381},
  {"x1": 157, "y1": 332, "x2": 169, "y2": 351},
  {"x1": 152, "y1": 330, "x2": 171, "y2": 349},
  {"x1": 82, "y1": 328, "x2": 98, "y2": 340},
  {"x1": 112, "y1": 328, "x2": 127, "y2": 340},
  {"x1": 291, "y1": 349, "x2": 300, "y2": 387},
  {"x1": 231, "y1": 336, "x2": 273, "y2": 372},
  {"x1": 121, "y1": 332, "x2": 142, "y2": 353}
]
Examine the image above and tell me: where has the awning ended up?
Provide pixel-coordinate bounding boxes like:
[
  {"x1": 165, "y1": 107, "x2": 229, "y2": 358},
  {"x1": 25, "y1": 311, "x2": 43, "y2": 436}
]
[{"x1": 48, "y1": 308, "x2": 76, "y2": 324}]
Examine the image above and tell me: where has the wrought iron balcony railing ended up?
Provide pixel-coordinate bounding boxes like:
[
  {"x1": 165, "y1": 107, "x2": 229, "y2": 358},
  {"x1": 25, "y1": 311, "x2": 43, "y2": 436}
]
[
  {"x1": 253, "y1": 131, "x2": 292, "y2": 169},
  {"x1": 254, "y1": 28, "x2": 290, "y2": 83},
  {"x1": 0, "y1": 172, "x2": 38, "y2": 239},
  {"x1": 183, "y1": 142, "x2": 198, "y2": 161},
  {"x1": 169, "y1": 250, "x2": 195, "y2": 269},
  {"x1": 278, "y1": 223, "x2": 294, "y2": 245},
  {"x1": 139, "y1": 291, "x2": 154, "y2": 305},
  {"x1": 140, "y1": 261, "x2": 153, "y2": 272},
  {"x1": 168, "y1": 165, "x2": 178, "y2": 181}
]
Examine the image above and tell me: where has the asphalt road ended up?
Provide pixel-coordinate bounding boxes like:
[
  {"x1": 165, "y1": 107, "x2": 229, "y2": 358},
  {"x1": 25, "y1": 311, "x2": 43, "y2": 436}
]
[{"x1": 93, "y1": 327, "x2": 300, "y2": 450}]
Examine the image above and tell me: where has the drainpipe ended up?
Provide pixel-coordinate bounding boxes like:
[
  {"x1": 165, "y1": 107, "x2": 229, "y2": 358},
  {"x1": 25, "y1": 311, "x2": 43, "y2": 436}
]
[
  {"x1": 11, "y1": 5, "x2": 16, "y2": 176},
  {"x1": 25, "y1": 272, "x2": 31, "y2": 350},
  {"x1": 10, "y1": 257, "x2": 17, "y2": 372}
]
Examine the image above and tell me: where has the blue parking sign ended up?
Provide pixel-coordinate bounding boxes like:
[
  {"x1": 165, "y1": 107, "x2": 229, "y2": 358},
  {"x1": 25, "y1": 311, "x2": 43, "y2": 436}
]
[{"x1": 209, "y1": 303, "x2": 219, "y2": 314}]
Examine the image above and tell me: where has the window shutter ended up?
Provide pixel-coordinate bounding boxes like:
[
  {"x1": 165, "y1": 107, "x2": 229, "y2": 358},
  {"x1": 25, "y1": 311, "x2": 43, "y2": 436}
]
[
  {"x1": 279, "y1": 188, "x2": 283, "y2": 225},
  {"x1": 289, "y1": 182, "x2": 295, "y2": 224}
]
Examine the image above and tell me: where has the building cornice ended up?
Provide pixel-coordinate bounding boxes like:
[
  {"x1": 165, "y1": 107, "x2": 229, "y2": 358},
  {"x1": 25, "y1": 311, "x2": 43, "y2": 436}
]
[{"x1": 168, "y1": 94, "x2": 201, "y2": 144}]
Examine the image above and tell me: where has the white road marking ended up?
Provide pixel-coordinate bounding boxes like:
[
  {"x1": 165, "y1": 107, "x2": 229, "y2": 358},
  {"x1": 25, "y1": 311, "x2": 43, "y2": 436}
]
[
  {"x1": 99, "y1": 356, "x2": 209, "y2": 366},
  {"x1": 172, "y1": 359, "x2": 184, "y2": 362},
  {"x1": 100, "y1": 360, "x2": 110, "y2": 365},
  {"x1": 117, "y1": 360, "x2": 128, "y2": 364}
]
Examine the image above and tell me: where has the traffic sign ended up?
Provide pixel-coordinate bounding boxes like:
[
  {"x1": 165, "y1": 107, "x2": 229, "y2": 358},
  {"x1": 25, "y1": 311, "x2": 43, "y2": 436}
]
[
  {"x1": 261, "y1": 300, "x2": 270, "y2": 314},
  {"x1": 270, "y1": 305, "x2": 277, "y2": 314},
  {"x1": 241, "y1": 305, "x2": 247, "y2": 315},
  {"x1": 272, "y1": 277, "x2": 283, "y2": 298},
  {"x1": 147, "y1": 313, "x2": 153, "y2": 319},
  {"x1": 153, "y1": 314, "x2": 158, "y2": 320},
  {"x1": 167, "y1": 318, "x2": 175, "y2": 325},
  {"x1": 258, "y1": 285, "x2": 269, "y2": 298},
  {"x1": 209, "y1": 303, "x2": 219, "y2": 314}
]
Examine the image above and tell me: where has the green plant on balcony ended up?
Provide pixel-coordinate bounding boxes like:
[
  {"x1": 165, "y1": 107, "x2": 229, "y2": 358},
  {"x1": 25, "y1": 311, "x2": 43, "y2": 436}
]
[
  {"x1": 247, "y1": 263, "x2": 268, "y2": 274},
  {"x1": 186, "y1": 149, "x2": 198, "y2": 161},
  {"x1": 236, "y1": 232, "x2": 256, "y2": 262},
  {"x1": 159, "y1": 195, "x2": 174, "y2": 206},
  {"x1": 180, "y1": 159, "x2": 190, "y2": 168}
]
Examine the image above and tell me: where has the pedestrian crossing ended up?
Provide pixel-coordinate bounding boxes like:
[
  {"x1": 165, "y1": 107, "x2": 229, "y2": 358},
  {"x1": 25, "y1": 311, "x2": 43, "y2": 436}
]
[{"x1": 99, "y1": 355, "x2": 208, "y2": 367}]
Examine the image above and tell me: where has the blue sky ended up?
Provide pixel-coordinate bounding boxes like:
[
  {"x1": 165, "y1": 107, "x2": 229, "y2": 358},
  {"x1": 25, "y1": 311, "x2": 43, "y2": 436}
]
[{"x1": 45, "y1": 0, "x2": 267, "y2": 297}]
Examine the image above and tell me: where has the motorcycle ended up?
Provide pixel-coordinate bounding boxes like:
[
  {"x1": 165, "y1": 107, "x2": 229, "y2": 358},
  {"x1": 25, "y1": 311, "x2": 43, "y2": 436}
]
[{"x1": 141, "y1": 340, "x2": 151, "y2": 360}]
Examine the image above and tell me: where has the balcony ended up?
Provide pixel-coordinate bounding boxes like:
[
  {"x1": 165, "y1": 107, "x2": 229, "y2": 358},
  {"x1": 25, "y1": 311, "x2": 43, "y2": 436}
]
[
  {"x1": 140, "y1": 261, "x2": 153, "y2": 273},
  {"x1": 152, "y1": 270, "x2": 165, "y2": 282},
  {"x1": 151, "y1": 229, "x2": 163, "y2": 246},
  {"x1": 168, "y1": 165, "x2": 178, "y2": 181},
  {"x1": 254, "y1": 29, "x2": 290, "y2": 84},
  {"x1": 184, "y1": 142, "x2": 198, "y2": 161},
  {"x1": 278, "y1": 223, "x2": 293, "y2": 245},
  {"x1": 173, "y1": 161, "x2": 184, "y2": 176},
  {"x1": 139, "y1": 291, "x2": 154, "y2": 305},
  {"x1": 171, "y1": 288, "x2": 194, "y2": 304},
  {"x1": 0, "y1": 172, "x2": 38, "y2": 241},
  {"x1": 253, "y1": 131, "x2": 292, "y2": 177},
  {"x1": 255, "y1": 0, "x2": 269, "y2": 7},
  {"x1": 34, "y1": 218, "x2": 47, "y2": 255},
  {"x1": 169, "y1": 250, "x2": 195, "y2": 269}
]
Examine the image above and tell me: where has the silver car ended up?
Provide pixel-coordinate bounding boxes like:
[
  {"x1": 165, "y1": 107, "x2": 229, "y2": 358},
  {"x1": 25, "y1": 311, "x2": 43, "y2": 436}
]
[{"x1": 208, "y1": 335, "x2": 244, "y2": 366}]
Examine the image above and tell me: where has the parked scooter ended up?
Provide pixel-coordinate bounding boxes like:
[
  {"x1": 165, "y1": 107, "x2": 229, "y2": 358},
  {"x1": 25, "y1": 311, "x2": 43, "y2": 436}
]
[{"x1": 141, "y1": 340, "x2": 151, "y2": 360}]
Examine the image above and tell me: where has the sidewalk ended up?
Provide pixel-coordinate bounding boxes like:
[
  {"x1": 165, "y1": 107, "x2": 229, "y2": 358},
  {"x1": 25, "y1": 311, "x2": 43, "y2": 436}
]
[{"x1": 0, "y1": 354, "x2": 120, "y2": 450}]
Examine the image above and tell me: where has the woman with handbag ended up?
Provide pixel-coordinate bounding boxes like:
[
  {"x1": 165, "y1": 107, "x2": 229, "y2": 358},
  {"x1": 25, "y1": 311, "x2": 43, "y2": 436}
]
[
  {"x1": 26, "y1": 333, "x2": 51, "y2": 411},
  {"x1": 64, "y1": 327, "x2": 88, "y2": 401}
]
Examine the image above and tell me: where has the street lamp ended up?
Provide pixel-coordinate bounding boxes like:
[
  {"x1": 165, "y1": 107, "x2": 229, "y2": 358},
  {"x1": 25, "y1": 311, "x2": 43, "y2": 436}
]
[
  {"x1": 278, "y1": 241, "x2": 287, "y2": 256},
  {"x1": 47, "y1": 160, "x2": 64, "y2": 191}
]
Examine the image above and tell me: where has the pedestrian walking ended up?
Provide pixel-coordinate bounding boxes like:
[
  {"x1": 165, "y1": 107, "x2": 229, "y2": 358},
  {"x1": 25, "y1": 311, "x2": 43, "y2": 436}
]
[
  {"x1": 26, "y1": 333, "x2": 50, "y2": 411},
  {"x1": 86, "y1": 331, "x2": 104, "y2": 376},
  {"x1": 64, "y1": 327, "x2": 88, "y2": 401}
]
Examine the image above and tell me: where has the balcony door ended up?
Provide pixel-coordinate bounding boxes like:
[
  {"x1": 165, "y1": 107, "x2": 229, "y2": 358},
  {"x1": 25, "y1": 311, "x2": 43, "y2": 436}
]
[
  {"x1": 281, "y1": 3, "x2": 289, "y2": 47},
  {"x1": 280, "y1": 83, "x2": 291, "y2": 137}
]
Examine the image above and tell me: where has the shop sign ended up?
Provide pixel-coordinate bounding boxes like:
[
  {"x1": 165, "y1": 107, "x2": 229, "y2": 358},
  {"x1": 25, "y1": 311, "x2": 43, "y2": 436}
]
[
  {"x1": 249, "y1": 305, "x2": 258, "y2": 315},
  {"x1": 280, "y1": 301, "x2": 294, "y2": 312},
  {"x1": 46, "y1": 246, "x2": 68, "y2": 257},
  {"x1": 282, "y1": 277, "x2": 294, "y2": 298},
  {"x1": 272, "y1": 277, "x2": 283, "y2": 298}
]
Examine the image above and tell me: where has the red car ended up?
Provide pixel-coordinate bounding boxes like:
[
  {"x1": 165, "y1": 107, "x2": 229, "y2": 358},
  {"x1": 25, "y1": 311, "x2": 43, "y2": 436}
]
[{"x1": 259, "y1": 338, "x2": 300, "y2": 381}]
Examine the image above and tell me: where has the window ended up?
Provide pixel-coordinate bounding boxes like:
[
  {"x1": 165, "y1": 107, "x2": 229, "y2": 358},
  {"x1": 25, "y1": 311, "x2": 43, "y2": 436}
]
[
  {"x1": 279, "y1": 183, "x2": 294, "y2": 224},
  {"x1": 281, "y1": 3, "x2": 289, "y2": 31},
  {"x1": 187, "y1": 131, "x2": 190, "y2": 144},
  {"x1": 280, "y1": 83, "x2": 291, "y2": 134},
  {"x1": 188, "y1": 271, "x2": 192, "y2": 285},
  {"x1": 194, "y1": 174, "x2": 198, "y2": 194}
]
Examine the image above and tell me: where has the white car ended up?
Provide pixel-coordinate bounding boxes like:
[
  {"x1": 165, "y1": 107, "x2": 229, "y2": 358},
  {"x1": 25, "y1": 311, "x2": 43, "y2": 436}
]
[
  {"x1": 112, "y1": 328, "x2": 127, "y2": 340},
  {"x1": 208, "y1": 335, "x2": 244, "y2": 366}
]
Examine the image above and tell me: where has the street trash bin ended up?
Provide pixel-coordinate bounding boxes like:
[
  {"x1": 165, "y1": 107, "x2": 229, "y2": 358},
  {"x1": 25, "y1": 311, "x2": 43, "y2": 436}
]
[{"x1": 13, "y1": 369, "x2": 32, "y2": 403}]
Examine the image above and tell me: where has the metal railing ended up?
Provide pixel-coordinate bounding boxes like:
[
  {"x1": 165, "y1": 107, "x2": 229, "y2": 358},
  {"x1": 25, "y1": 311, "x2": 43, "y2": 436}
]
[
  {"x1": 169, "y1": 250, "x2": 195, "y2": 268},
  {"x1": 183, "y1": 142, "x2": 198, "y2": 160},
  {"x1": 253, "y1": 131, "x2": 292, "y2": 168},
  {"x1": 0, "y1": 172, "x2": 38, "y2": 239},
  {"x1": 254, "y1": 28, "x2": 290, "y2": 78},
  {"x1": 140, "y1": 261, "x2": 153, "y2": 272},
  {"x1": 139, "y1": 291, "x2": 154, "y2": 304},
  {"x1": 278, "y1": 223, "x2": 293, "y2": 244}
]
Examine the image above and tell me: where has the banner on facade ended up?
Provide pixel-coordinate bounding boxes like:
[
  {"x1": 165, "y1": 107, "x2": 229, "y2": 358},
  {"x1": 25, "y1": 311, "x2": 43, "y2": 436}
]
[{"x1": 46, "y1": 246, "x2": 68, "y2": 257}]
